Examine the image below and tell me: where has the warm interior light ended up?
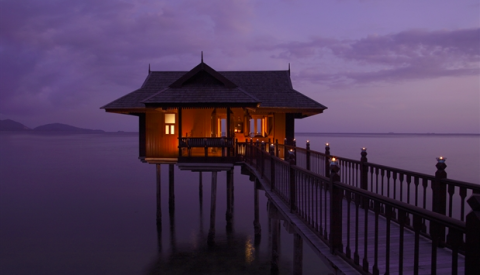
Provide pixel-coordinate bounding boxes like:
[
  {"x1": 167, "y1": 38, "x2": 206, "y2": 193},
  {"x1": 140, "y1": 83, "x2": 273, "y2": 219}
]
[
  {"x1": 326, "y1": 143, "x2": 329, "y2": 146},
  {"x1": 165, "y1": 114, "x2": 175, "y2": 124}
]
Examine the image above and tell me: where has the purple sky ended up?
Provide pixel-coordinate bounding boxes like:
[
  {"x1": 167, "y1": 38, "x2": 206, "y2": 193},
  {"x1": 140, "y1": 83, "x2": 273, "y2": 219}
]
[{"x1": 1, "y1": 0, "x2": 479, "y2": 133}]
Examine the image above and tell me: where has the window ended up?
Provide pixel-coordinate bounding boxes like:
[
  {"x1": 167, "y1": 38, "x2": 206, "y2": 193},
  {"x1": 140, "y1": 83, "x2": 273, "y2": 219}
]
[
  {"x1": 249, "y1": 116, "x2": 272, "y2": 137},
  {"x1": 165, "y1": 114, "x2": 175, "y2": 135}
]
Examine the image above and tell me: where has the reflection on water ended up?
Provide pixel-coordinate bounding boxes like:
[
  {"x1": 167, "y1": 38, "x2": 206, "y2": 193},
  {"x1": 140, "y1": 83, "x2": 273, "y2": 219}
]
[
  {"x1": 146, "y1": 163, "x2": 336, "y2": 274},
  {"x1": 0, "y1": 133, "x2": 336, "y2": 274},
  {"x1": 8, "y1": 132, "x2": 475, "y2": 274}
]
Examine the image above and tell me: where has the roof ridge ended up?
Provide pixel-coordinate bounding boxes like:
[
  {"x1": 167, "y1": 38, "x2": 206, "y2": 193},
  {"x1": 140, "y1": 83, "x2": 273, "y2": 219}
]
[{"x1": 169, "y1": 62, "x2": 237, "y2": 88}]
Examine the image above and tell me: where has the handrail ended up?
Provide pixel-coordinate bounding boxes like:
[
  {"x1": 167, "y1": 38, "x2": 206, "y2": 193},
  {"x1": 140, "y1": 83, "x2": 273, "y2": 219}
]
[{"x1": 240, "y1": 141, "x2": 479, "y2": 274}]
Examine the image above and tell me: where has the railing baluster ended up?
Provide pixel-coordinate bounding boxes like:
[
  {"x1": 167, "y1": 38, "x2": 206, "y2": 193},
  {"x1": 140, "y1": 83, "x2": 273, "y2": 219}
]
[
  {"x1": 448, "y1": 183, "x2": 455, "y2": 218},
  {"x1": 373, "y1": 201, "x2": 380, "y2": 275},
  {"x1": 460, "y1": 187, "x2": 467, "y2": 221},
  {"x1": 398, "y1": 209, "x2": 406, "y2": 275},
  {"x1": 385, "y1": 205, "x2": 392, "y2": 275},
  {"x1": 354, "y1": 193, "x2": 360, "y2": 265},
  {"x1": 413, "y1": 215, "x2": 421, "y2": 275},
  {"x1": 346, "y1": 191, "x2": 352, "y2": 259},
  {"x1": 363, "y1": 195, "x2": 369, "y2": 272}
]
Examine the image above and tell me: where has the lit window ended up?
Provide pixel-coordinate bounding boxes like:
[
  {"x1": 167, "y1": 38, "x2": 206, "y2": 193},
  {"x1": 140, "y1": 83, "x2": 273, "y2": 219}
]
[{"x1": 165, "y1": 114, "x2": 175, "y2": 135}]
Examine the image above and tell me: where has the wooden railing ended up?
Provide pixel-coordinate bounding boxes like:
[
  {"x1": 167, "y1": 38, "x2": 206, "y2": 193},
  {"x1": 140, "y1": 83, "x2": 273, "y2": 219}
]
[
  {"x1": 238, "y1": 140, "x2": 480, "y2": 275},
  {"x1": 178, "y1": 137, "x2": 233, "y2": 157}
]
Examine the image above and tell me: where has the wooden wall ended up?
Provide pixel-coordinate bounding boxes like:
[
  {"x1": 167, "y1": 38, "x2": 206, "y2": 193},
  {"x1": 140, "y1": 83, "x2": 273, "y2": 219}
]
[{"x1": 145, "y1": 110, "x2": 178, "y2": 158}]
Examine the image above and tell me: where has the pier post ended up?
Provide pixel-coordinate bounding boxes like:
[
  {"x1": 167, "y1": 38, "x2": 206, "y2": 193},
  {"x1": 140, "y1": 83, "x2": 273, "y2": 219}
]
[
  {"x1": 260, "y1": 141, "x2": 265, "y2": 178},
  {"x1": 325, "y1": 143, "x2": 330, "y2": 178},
  {"x1": 156, "y1": 164, "x2": 162, "y2": 228},
  {"x1": 199, "y1": 172, "x2": 203, "y2": 235},
  {"x1": 226, "y1": 169, "x2": 234, "y2": 233},
  {"x1": 465, "y1": 194, "x2": 480, "y2": 275},
  {"x1": 269, "y1": 204, "x2": 280, "y2": 275},
  {"x1": 360, "y1": 148, "x2": 368, "y2": 191},
  {"x1": 293, "y1": 233, "x2": 303, "y2": 275},
  {"x1": 275, "y1": 139, "x2": 279, "y2": 157},
  {"x1": 329, "y1": 158, "x2": 343, "y2": 254},
  {"x1": 169, "y1": 164, "x2": 175, "y2": 212},
  {"x1": 289, "y1": 149, "x2": 297, "y2": 213},
  {"x1": 432, "y1": 157, "x2": 447, "y2": 247},
  {"x1": 270, "y1": 144, "x2": 275, "y2": 191},
  {"x1": 156, "y1": 166, "x2": 162, "y2": 253},
  {"x1": 253, "y1": 180, "x2": 262, "y2": 246},
  {"x1": 306, "y1": 140, "x2": 311, "y2": 171},
  {"x1": 208, "y1": 171, "x2": 218, "y2": 246}
]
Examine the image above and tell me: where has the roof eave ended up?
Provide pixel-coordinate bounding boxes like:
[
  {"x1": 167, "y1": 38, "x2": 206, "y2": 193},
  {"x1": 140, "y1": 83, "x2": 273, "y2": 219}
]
[{"x1": 144, "y1": 102, "x2": 260, "y2": 108}]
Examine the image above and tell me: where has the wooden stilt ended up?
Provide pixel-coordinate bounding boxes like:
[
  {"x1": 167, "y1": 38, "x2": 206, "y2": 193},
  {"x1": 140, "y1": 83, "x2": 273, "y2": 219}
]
[
  {"x1": 254, "y1": 180, "x2": 261, "y2": 246},
  {"x1": 199, "y1": 172, "x2": 204, "y2": 235},
  {"x1": 208, "y1": 171, "x2": 217, "y2": 246},
  {"x1": 293, "y1": 233, "x2": 303, "y2": 275},
  {"x1": 156, "y1": 164, "x2": 162, "y2": 229},
  {"x1": 168, "y1": 164, "x2": 175, "y2": 213},
  {"x1": 270, "y1": 204, "x2": 280, "y2": 275},
  {"x1": 226, "y1": 169, "x2": 234, "y2": 232}
]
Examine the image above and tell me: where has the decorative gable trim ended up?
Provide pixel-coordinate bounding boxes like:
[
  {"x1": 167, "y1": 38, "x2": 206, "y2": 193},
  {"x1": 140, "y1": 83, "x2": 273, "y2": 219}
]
[{"x1": 169, "y1": 62, "x2": 238, "y2": 89}]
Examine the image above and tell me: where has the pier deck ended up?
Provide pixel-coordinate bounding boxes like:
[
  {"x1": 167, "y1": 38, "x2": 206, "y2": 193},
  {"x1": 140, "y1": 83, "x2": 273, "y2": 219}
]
[{"x1": 239, "y1": 142, "x2": 478, "y2": 275}]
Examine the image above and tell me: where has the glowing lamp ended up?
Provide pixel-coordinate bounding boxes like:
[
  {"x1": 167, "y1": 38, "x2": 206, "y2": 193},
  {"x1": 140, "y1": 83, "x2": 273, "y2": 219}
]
[{"x1": 436, "y1": 156, "x2": 446, "y2": 163}]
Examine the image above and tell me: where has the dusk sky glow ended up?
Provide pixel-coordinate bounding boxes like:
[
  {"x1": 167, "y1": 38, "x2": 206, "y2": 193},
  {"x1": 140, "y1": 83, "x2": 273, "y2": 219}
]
[{"x1": 1, "y1": 0, "x2": 479, "y2": 133}]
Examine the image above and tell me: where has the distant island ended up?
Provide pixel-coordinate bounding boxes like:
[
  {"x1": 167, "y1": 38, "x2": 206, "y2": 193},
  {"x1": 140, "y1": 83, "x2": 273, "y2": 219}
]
[{"x1": 0, "y1": 119, "x2": 105, "y2": 133}]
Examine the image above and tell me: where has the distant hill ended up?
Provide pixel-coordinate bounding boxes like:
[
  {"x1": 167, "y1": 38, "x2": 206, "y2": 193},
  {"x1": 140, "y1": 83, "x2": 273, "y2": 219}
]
[
  {"x1": 33, "y1": 123, "x2": 105, "y2": 133},
  {"x1": 0, "y1": 119, "x2": 31, "y2": 131}
]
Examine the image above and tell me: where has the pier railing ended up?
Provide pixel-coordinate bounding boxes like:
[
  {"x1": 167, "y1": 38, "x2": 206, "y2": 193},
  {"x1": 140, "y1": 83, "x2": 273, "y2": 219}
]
[
  {"x1": 178, "y1": 137, "x2": 233, "y2": 157},
  {"x1": 239, "y1": 140, "x2": 480, "y2": 275}
]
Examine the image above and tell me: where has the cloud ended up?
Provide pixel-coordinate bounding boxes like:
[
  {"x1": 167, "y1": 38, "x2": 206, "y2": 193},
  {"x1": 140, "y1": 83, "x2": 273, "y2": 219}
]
[
  {"x1": 0, "y1": 0, "x2": 256, "y2": 117},
  {"x1": 270, "y1": 28, "x2": 480, "y2": 85}
]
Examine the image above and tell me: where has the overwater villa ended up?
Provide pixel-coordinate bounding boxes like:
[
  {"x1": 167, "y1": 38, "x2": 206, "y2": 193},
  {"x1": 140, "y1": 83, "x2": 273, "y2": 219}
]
[
  {"x1": 101, "y1": 59, "x2": 479, "y2": 275},
  {"x1": 101, "y1": 59, "x2": 326, "y2": 163}
]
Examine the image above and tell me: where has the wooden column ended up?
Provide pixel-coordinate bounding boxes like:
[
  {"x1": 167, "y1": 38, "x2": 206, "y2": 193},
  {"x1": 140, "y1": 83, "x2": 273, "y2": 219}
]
[
  {"x1": 306, "y1": 141, "x2": 311, "y2": 171},
  {"x1": 178, "y1": 108, "x2": 182, "y2": 156},
  {"x1": 169, "y1": 174, "x2": 176, "y2": 255},
  {"x1": 293, "y1": 233, "x2": 303, "y2": 275},
  {"x1": 156, "y1": 164, "x2": 162, "y2": 228},
  {"x1": 156, "y1": 165, "x2": 162, "y2": 253},
  {"x1": 360, "y1": 148, "x2": 368, "y2": 191},
  {"x1": 285, "y1": 113, "x2": 295, "y2": 145},
  {"x1": 289, "y1": 152, "x2": 297, "y2": 213},
  {"x1": 270, "y1": 205, "x2": 280, "y2": 275},
  {"x1": 208, "y1": 171, "x2": 218, "y2": 246},
  {"x1": 169, "y1": 164, "x2": 175, "y2": 213},
  {"x1": 270, "y1": 144, "x2": 276, "y2": 191},
  {"x1": 226, "y1": 107, "x2": 231, "y2": 156},
  {"x1": 199, "y1": 172, "x2": 204, "y2": 235},
  {"x1": 138, "y1": 113, "x2": 146, "y2": 158},
  {"x1": 432, "y1": 158, "x2": 447, "y2": 247},
  {"x1": 329, "y1": 162, "x2": 343, "y2": 254},
  {"x1": 253, "y1": 180, "x2": 261, "y2": 246},
  {"x1": 466, "y1": 194, "x2": 480, "y2": 274},
  {"x1": 226, "y1": 169, "x2": 234, "y2": 233}
]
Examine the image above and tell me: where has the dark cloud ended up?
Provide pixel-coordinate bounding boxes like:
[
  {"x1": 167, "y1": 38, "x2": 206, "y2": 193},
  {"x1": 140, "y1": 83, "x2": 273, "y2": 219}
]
[
  {"x1": 0, "y1": 0, "x2": 255, "y2": 118},
  {"x1": 271, "y1": 29, "x2": 480, "y2": 85}
]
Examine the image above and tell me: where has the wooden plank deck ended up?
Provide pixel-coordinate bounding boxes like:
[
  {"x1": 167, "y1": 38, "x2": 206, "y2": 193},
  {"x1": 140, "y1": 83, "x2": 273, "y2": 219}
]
[{"x1": 245, "y1": 163, "x2": 465, "y2": 275}]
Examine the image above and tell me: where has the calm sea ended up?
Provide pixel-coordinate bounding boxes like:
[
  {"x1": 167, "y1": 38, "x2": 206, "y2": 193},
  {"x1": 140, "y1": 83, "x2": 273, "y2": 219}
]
[{"x1": 0, "y1": 132, "x2": 478, "y2": 274}]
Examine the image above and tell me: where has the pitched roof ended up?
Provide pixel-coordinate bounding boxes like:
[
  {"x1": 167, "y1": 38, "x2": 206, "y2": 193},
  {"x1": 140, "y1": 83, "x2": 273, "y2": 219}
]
[{"x1": 101, "y1": 62, "x2": 327, "y2": 113}]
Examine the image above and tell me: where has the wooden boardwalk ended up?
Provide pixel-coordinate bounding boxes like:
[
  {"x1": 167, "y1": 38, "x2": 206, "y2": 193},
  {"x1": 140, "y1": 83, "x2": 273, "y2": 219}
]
[{"x1": 244, "y1": 163, "x2": 465, "y2": 275}]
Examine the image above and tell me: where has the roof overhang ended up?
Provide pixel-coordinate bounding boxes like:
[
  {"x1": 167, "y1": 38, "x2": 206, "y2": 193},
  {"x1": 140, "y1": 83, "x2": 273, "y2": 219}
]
[{"x1": 144, "y1": 102, "x2": 260, "y2": 108}]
